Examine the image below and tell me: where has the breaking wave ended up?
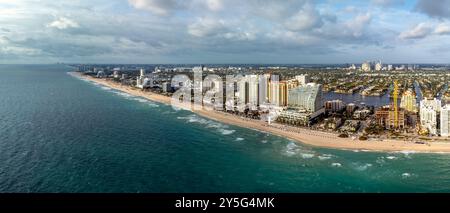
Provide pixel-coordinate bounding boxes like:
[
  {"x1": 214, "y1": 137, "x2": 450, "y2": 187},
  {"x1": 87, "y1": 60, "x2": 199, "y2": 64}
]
[
  {"x1": 353, "y1": 163, "x2": 373, "y2": 171},
  {"x1": 402, "y1": 173, "x2": 411, "y2": 178},
  {"x1": 331, "y1": 163, "x2": 342, "y2": 167},
  {"x1": 282, "y1": 142, "x2": 317, "y2": 158},
  {"x1": 318, "y1": 154, "x2": 333, "y2": 161},
  {"x1": 386, "y1": 156, "x2": 398, "y2": 160},
  {"x1": 177, "y1": 115, "x2": 236, "y2": 136}
]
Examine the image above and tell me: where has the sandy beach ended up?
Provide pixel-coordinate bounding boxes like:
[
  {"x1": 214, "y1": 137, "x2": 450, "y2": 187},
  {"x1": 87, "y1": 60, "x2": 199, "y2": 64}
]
[{"x1": 69, "y1": 72, "x2": 450, "y2": 153}]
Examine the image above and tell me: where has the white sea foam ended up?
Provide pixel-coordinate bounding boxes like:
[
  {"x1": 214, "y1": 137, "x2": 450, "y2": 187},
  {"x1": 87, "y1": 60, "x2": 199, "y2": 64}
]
[
  {"x1": 261, "y1": 140, "x2": 268, "y2": 144},
  {"x1": 178, "y1": 115, "x2": 206, "y2": 124},
  {"x1": 285, "y1": 150, "x2": 296, "y2": 157},
  {"x1": 114, "y1": 91, "x2": 134, "y2": 98},
  {"x1": 301, "y1": 153, "x2": 315, "y2": 159},
  {"x1": 283, "y1": 142, "x2": 317, "y2": 158},
  {"x1": 133, "y1": 97, "x2": 148, "y2": 103},
  {"x1": 376, "y1": 157, "x2": 386, "y2": 164},
  {"x1": 331, "y1": 163, "x2": 342, "y2": 167},
  {"x1": 162, "y1": 111, "x2": 176, "y2": 114},
  {"x1": 178, "y1": 115, "x2": 235, "y2": 135},
  {"x1": 386, "y1": 156, "x2": 397, "y2": 160},
  {"x1": 286, "y1": 142, "x2": 298, "y2": 150},
  {"x1": 394, "y1": 150, "x2": 416, "y2": 158},
  {"x1": 402, "y1": 173, "x2": 411, "y2": 178},
  {"x1": 130, "y1": 97, "x2": 159, "y2": 107},
  {"x1": 147, "y1": 103, "x2": 159, "y2": 107},
  {"x1": 100, "y1": 86, "x2": 112, "y2": 91},
  {"x1": 283, "y1": 143, "x2": 299, "y2": 156},
  {"x1": 220, "y1": 129, "x2": 236, "y2": 135},
  {"x1": 354, "y1": 163, "x2": 373, "y2": 171},
  {"x1": 396, "y1": 150, "x2": 416, "y2": 155},
  {"x1": 318, "y1": 154, "x2": 333, "y2": 161},
  {"x1": 235, "y1": 137, "x2": 244, "y2": 141}
]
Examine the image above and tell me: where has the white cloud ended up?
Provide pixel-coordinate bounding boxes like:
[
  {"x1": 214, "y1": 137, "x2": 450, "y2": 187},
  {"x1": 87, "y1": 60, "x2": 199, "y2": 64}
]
[
  {"x1": 0, "y1": 36, "x2": 8, "y2": 45},
  {"x1": 128, "y1": 0, "x2": 181, "y2": 16},
  {"x1": 0, "y1": 46, "x2": 42, "y2": 56},
  {"x1": 345, "y1": 13, "x2": 372, "y2": 38},
  {"x1": 187, "y1": 18, "x2": 227, "y2": 37},
  {"x1": 435, "y1": 23, "x2": 450, "y2": 35},
  {"x1": 3, "y1": 0, "x2": 450, "y2": 63},
  {"x1": 398, "y1": 22, "x2": 450, "y2": 39},
  {"x1": 205, "y1": 0, "x2": 223, "y2": 11},
  {"x1": 372, "y1": 0, "x2": 404, "y2": 7},
  {"x1": 285, "y1": 3, "x2": 323, "y2": 31},
  {"x1": 47, "y1": 17, "x2": 79, "y2": 30},
  {"x1": 399, "y1": 23, "x2": 433, "y2": 39}
]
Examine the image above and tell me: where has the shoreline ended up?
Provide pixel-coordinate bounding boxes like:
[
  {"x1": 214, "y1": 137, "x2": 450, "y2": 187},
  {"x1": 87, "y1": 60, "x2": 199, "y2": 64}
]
[{"x1": 69, "y1": 72, "x2": 450, "y2": 154}]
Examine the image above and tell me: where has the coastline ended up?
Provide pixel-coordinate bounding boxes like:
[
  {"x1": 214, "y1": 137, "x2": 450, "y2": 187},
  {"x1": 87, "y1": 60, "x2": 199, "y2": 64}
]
[{"x1": 68, "y1": 72, "x2": 450, "y2": 153}]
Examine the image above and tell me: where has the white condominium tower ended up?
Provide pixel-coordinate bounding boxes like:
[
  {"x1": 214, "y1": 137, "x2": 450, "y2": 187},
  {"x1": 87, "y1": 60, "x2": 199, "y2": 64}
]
[
  {"x1": 420, "y1": 98, "x2": 441, "y2": 135},
  {"x1": 441, "y1": 105, "x2": 450, "y2": 137},
  {"x1": 247, "y1": 75, "x2": 259, "y2": 110}
]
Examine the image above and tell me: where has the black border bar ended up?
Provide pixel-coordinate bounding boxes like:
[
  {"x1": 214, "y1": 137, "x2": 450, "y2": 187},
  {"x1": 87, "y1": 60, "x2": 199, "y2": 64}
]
[{"x1": 0, "y1": 193, "x2": 449, "y2": 211}]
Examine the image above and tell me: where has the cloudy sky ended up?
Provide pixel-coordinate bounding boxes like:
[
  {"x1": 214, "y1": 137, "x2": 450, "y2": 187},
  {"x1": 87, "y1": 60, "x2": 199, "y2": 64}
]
[{"x1": 1, "y1": 0, "x2": 450, "y2": 64}]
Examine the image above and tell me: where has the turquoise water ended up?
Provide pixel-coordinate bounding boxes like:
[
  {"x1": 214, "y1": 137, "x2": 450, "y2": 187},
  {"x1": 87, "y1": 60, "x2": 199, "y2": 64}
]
[{"x1": 1, "y1": 64, "x2": 450, "y2": 192}]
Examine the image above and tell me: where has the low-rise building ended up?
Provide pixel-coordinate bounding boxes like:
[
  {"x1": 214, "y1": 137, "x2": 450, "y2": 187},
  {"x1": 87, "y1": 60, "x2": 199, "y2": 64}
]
[
  {"x1": 353, "y1": 109, "x2": 372, "y2": 120},
  {"x1": 277, "y1": 108, "x2": 325, "y2": 127},
  {"x1": 325, "y1": 100, "x2": 345, "y2": 113}
]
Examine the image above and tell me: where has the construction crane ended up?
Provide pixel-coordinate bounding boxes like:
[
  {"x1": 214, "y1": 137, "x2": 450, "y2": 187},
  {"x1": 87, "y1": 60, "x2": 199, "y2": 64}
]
[{"x1": 393, "y1": 80, "x2": 399, "y2": 129}]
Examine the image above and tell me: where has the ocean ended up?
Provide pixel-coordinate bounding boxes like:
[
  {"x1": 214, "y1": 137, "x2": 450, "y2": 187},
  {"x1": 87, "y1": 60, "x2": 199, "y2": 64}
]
[{"x1": 1, "y1": 64, "x2": 450, "y2": 192}]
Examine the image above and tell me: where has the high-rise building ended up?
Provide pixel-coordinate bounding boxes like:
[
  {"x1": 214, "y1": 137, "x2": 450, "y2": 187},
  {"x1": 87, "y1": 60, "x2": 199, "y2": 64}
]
[
  {"x1": 268, "y1": 77, "x2": 279, "y2": 106},
  {"x1": 280, "y1": 81, "x2": 288, "y2": 107},
  {"x1": 420, "y1": 98, "x2": 441, "y2": 135},
  {"x1": 140, "y1": 68, "x2": 146, "y2": 77},
  {"x1": 268, "y1": 78, "x2": 288, "y2": 107},
  {"x1": 259, "y1": 74, "x2": 271, "y2": 105},
  {"x1": 288, "y1": 83, "x2": 323, "y2": 112},
  {"x1": 361, "y1": 61, "x2": 371, "y2": 72},
  {"x1": 247, "y1": 75, "x2": 259, "y2": 110},
  {"x1": 421, "y1": 106, "x2": 438, "y2": 135},
  {"x1": 400, "y1": 89, "x2": 418, "y2": 113},
  {"x1": 237, "y1": 76, "x2": 249, "y2": 106},
  {"x1": 421, "y1": 98, "x2": 441, "y2": 112},
  {"x1": 441, "y1": 105, "x2": 450, "y2": 137},
  {"x1": 375, "y1": 61, "x2": 383, "y2": 71}
]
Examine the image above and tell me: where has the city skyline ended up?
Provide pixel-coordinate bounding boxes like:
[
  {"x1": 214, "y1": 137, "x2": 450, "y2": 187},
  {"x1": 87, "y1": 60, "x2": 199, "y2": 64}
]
[{"x1": 1, "y1": 0, "x2": 450, "y2": 64}]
